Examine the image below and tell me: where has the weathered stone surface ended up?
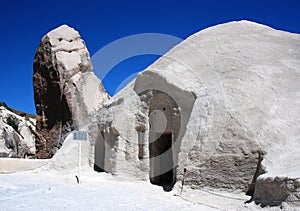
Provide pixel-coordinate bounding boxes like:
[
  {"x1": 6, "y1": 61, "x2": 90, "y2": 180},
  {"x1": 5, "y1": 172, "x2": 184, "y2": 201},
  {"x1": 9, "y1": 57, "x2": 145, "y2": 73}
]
[
  {"x1": 0, "y1": 106, "x2": 36, "y2": 158},
  {"x1": 48, "y1": 21, "x2": 300, "y2": 207},
  {"x1": 33, "y1": 25, "x2": 108, "y2": 158},
  {"x1": 85, "y1": 21, "x2": 300, "y2": 202},
  {"x1": 253, "y1": 176, "x2": 300, "y2": 207}
]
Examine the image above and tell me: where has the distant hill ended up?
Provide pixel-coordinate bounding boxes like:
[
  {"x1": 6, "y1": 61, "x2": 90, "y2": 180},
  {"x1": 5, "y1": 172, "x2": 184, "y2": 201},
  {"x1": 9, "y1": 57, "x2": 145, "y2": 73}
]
[{"x1": 0, "y1": 102, "x2": 36, "y2": 119}]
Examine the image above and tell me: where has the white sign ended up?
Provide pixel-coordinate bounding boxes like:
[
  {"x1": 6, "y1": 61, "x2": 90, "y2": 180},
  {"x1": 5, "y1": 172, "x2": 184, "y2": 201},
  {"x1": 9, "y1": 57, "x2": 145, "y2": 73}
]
[{"x1": 73, "y1": 131, "x2": 88, "y2": 141}]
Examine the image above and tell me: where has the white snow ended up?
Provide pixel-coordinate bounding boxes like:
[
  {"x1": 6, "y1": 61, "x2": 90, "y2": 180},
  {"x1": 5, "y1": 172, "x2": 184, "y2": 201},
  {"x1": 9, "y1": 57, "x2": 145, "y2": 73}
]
[
  {"x1": 0, "y1": 158, "x2": 49, "y2": 173},
  {"x1": 0, "y1": 167, "x2": 276, "y2": 211}
]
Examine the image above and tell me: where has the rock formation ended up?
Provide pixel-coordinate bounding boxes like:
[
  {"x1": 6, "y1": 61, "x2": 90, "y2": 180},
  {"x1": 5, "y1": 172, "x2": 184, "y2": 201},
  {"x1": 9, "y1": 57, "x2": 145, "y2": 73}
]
[
  {"x1": 33, "y1": 25, "x2": 108, "y2": 158},
  {"x1": 43, "y1": 21, "x2": 300, "y2": 207},
  {"x1": 84, "y1": 21, "x2": 300, "y2": 206},
  {"x1": 0, "y1": 104, "x2": 36, "y2": 158}
]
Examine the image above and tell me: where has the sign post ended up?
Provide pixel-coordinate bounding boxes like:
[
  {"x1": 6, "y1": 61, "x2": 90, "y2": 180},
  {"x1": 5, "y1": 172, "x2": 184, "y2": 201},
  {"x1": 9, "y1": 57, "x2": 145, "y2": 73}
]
[
  {"x1": 78, "y1": 140, "x2": 81, "y2": 182},
  {"x1": 73, "y1": 130, "x2": 88, "y2": 184}
]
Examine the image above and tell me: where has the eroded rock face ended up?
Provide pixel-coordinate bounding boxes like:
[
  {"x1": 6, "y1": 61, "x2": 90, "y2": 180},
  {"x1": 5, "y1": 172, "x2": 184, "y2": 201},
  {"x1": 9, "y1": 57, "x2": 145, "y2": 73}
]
[
  {"x1": 0, "y1": 106, "x2": 36, "y2": 158},
  {"x1": 86, "y1": 21, "x2": 300, "y2": 203},
  {"x1": 33, "y1": 25, "x2": 108, "y2": 158},
  {"x1": 253, "y1": 176, "x2": 300, "y2": 207},
  {"x1": 46, "y1": 21, "x2": 300, "y2": 207}
]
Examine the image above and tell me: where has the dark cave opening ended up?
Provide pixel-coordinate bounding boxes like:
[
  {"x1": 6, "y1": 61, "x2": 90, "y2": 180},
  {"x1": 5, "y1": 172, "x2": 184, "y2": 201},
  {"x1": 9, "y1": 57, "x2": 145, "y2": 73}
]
[
  {"x1": 94, "y1": 130, "x2": 105, "y2": 172},
  {"x1": 150, "y1": 133, "x2": 175, "y2": 191}
]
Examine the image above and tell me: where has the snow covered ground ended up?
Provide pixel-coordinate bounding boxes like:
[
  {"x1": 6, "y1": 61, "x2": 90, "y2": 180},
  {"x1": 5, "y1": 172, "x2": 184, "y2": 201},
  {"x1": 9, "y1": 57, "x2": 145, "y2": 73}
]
[{"x1": 0, "y1": 166, "x2": 289, "y2": 211}]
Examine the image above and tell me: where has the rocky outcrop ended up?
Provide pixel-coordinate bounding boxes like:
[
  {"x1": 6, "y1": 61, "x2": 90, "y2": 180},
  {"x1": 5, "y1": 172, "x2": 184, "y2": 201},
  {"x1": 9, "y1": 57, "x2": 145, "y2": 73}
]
[
  {"x1": 253, "y1": 175, "x2": 300, "y2": 207},
  {"x1": 0, "y1": 105, "x2": 36, "y2": 158},
  {"x1": 33, "y1": 25, "x2": 108, "y2": 158},
  {"x1": 84, "y1": 21, "x2": 300, "y2": 206},
  {"x1": 45, "y1": 21, "x2": 300, "y2": 207}
]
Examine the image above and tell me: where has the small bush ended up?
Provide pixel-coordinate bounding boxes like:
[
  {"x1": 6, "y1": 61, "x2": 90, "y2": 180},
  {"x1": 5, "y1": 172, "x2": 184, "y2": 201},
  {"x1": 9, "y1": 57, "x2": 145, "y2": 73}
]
[
  {"x1": 19, "y1": 112, "x2": 26, "y2": 117},
  {"x1": 0, "y1": 102, "x2": 8, "y2": 109}
]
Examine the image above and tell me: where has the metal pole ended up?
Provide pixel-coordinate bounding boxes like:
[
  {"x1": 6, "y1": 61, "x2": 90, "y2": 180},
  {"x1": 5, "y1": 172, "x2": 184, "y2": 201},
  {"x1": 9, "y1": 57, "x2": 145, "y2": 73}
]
[
  {"x1": 78, "y1": 140, "x2": 81, "y2": 184},
  {"x1": 180, "y1": 168, "x2": 187, "y2": 196}
]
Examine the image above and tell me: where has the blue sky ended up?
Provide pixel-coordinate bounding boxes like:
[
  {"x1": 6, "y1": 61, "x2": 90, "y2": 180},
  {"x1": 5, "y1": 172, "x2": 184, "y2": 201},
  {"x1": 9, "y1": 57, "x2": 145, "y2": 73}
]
[{"x1": 1, "y1": 0, "x2": 300, "y2": 114}]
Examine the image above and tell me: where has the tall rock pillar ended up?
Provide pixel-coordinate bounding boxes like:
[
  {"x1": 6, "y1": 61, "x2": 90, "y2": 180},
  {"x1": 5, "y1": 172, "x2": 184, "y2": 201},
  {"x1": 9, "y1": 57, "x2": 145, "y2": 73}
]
[{"x1": 33, "y1": 25, "x2": 108, "y2": 158}]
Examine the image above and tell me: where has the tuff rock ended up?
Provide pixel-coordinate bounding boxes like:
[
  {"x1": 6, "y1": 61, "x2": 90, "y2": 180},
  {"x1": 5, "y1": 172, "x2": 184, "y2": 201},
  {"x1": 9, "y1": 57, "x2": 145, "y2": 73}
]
[
  {"x1": 45, "y1": 21, "x2": 300, "y2": 207},
  {"x1": 33, "y1": 25, "x2": 108, "y2": 158},
  {"x1": 85, "y1": 21, "x2": 300, "y2": 205},
  {"x1": 0, "y1": 105, "x2": 36, "y2": 158}
]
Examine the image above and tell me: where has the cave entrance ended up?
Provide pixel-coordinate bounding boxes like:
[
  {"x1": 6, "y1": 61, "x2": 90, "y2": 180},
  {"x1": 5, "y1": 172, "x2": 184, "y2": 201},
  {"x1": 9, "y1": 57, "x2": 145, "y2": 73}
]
[
  {"x1": 150, "y1": 132, "x2": 175, "y2": 191},
  {"x1": 94, "y1": 129, "x2": 118, "y2": 173},
  {"x1": 94, "y1": 130, "x2": 105, "y2": 172}
]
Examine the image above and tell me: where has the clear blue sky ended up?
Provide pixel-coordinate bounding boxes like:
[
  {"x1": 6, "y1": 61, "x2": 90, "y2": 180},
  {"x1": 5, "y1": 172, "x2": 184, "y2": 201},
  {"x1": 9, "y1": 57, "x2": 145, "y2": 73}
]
[{"x1": 1, "y1": 0, "x2": 300, "y2": 114}]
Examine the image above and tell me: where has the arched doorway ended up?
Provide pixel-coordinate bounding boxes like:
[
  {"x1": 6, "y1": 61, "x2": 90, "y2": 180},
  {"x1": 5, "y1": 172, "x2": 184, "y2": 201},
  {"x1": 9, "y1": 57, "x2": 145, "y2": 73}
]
[
  {"x1": 148, "y1": 91, "x2": 180, "y2": 191},
  {"x1": 94, "y1": 130, "x2": 105, "y2": 172},
  {"x1": 94, "y1": 128, "x2": 119, "y2": 173},
  {"x1": 149, "y1": 132, "x2": 174, "y2": 191}
]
